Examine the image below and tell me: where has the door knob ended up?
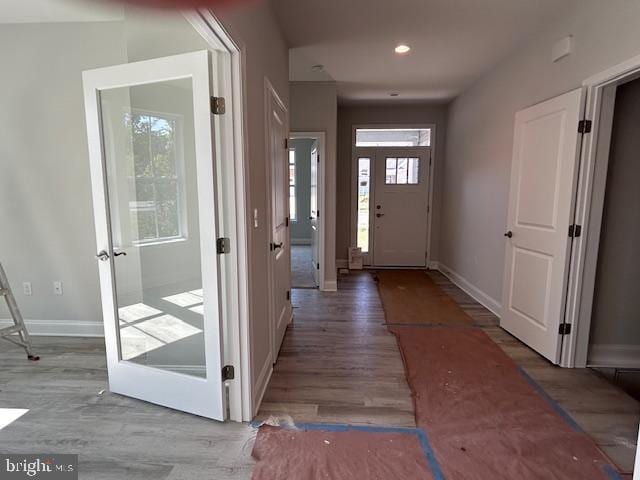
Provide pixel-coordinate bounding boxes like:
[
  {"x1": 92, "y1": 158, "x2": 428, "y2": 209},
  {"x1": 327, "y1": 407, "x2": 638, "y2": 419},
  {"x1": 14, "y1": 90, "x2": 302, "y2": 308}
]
[
  {"x1": 96, "y1": 250, "x2": 110, "y2": 262},
  {"x1": 376, "y1": 213, "x2": 385, "y2": 218},
  {"x1": 504, "y1": 231, "x2": 513, "y2": 238}
]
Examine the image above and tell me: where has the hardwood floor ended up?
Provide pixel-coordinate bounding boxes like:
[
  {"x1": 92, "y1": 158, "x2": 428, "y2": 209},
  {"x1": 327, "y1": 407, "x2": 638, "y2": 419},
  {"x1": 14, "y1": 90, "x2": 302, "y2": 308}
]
[
  {"x1": 0, "y1": 337, "x2": 255, "y2": 480},
  {"x1": 256, "y1": 272, "x2": 415, "y2": 427},
  {"x1": 1, "y1": 269, "x2": 637, "y2": 478}
]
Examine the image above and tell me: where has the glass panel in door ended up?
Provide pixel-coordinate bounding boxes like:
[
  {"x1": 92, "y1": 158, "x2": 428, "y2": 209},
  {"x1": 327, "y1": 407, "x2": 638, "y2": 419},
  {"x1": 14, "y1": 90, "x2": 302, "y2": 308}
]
[{"x1": 100, "y1": 79, "x2": 207, "y2": 378}]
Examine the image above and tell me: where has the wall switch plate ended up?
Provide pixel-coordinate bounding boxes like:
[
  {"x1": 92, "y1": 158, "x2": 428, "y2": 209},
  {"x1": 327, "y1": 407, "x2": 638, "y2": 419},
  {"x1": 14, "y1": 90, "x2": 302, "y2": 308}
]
[
  {"x1": 23, "y1": 282, "x2": 32, "y2": 296},
  {"x1": 53, "y1": 281, "x2": 63, "y2": 296}
]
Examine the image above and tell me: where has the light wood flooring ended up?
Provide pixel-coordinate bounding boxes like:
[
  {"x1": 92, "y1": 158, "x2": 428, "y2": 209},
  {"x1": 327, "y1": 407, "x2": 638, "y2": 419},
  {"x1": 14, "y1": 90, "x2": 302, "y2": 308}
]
[
  {"x1": 1, "y1": 269, "x2": 638, "y2": 478},
  {"x1": 259, "y1": 269, "x2": 640, "y2": 476}
]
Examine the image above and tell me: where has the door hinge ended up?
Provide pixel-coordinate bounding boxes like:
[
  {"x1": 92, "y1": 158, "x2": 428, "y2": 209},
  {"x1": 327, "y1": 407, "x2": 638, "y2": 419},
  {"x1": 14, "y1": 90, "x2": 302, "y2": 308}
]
[
  {"x1": 222, "y1": 365, "x2": 234, "y2": 381},
  {"x1": 316, "y1": 263, "x2": 320, "y2": 270},
  {"x1": 286, "y1": 290, "x2": 290, "y2": 301},
  {"x1": 216, "y1": 237, "x2": 231, "y2": 254},
  {"x1": 568, "y1": 224, "x2": 582, "y2": 238},
  {"x1": 285, "y1": 138, "x2": 289, "y2": 149},
  {"x1": 578, "y1": 119, "x2": 592, "y2": 134},
  {"x1": 317, "y1": 154, "x2": 320, "y2": 163},
  {"x1": 211, "y1": 96, "x2": 226, "y2": 115},
  {"x1": 285, "y1": 217, "x2": 290, "y2": 227},
  {"x1": 558, "y1": 323, "x2": 572, "y2": 335},
  {"x1": 317, "y1": 210, "x2": 320, "y2": 218}
]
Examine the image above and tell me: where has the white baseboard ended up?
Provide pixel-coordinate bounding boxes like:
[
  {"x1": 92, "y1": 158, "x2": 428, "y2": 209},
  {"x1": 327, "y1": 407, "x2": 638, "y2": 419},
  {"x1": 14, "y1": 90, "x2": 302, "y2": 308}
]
[
  {"x1": 0, "y1": 319, "x2": 104, "y2": 337},
  {"x1": 322, "y1": 280, "x2": 337, "y2": 292},
  {"x1": 434, "y1": 263, "x2": 502, "y2": 317},
  {"x1": 291, "y1": 238, "x2": 311, "y2": 245},
  {"x1": 588, "y1": 344, "x2": 640, "y2": 369},
  {"x1": 252, "y1": 355, "x2": 273, "y2": 416},
  {"x1": 336, "y1": 259, "x2": 348, "y2": 269},
  {"x1": 428, "y1": 261, "x2": 440, "y2": 270}
]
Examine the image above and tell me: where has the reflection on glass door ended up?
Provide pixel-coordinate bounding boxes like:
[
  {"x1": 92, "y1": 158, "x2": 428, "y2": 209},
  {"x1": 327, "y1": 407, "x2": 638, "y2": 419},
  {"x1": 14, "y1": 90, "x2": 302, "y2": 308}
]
[{"x1": 100, "y1": 79, "x2": 206, "y2": 378}]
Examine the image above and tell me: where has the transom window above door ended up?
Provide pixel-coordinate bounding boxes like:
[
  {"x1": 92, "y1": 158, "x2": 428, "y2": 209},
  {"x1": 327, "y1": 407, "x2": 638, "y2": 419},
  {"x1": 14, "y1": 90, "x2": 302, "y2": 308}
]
[
  {"x1": 355, "y1": 128, "x2": 430, "y2": 147},
  {"x1": 385, "y1": 157, "x2": 419, "y2": 184}
]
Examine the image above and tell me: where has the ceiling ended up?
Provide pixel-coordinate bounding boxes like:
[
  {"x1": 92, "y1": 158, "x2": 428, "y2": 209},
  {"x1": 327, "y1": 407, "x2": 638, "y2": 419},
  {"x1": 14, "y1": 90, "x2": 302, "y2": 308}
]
[
  {"x1": 273, "y1": 0, "x2": 580, "y2": 103},
  {"x1": 0, "y1": 0, "x2": 123, "y2": 24}
]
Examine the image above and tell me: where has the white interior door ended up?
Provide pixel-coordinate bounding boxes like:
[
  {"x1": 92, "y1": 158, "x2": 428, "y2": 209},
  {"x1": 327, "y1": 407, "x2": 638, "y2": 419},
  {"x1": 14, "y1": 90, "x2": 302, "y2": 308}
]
[
  {"x1": 501, "y1": 88, "x2": 585, "y2": 364},
  {"x1": 373, "y1": 149, "x2": 430, "y2": 267},
  {"x1": 267, "y1": 85, "x2": 292, "y2": 362},
  {"x1": 310, "y1": 144, "x2": 320, "y2": 285},
  {"x1": 83, "y1": 51, "x2": 227, "y2": 420}
]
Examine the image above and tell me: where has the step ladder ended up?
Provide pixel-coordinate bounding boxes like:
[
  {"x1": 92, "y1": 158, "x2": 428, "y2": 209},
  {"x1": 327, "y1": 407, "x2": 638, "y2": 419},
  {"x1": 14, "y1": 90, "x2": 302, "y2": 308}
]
[{"x1": 0, "y1": 263, "x2": 39, "y2": 361}]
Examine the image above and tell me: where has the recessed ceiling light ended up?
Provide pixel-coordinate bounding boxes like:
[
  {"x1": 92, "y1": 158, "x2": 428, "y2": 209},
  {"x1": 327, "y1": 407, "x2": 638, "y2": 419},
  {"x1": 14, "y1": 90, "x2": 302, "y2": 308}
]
[
  {"x1": 311, "y1": 64, "x2": 324, "y2": 72},
  {"x1": 395, "y1": 44, "x2": 411, "y2": 54},
  {"x1": 390, "y1": 93, "x2": 400, "y2": 97}
]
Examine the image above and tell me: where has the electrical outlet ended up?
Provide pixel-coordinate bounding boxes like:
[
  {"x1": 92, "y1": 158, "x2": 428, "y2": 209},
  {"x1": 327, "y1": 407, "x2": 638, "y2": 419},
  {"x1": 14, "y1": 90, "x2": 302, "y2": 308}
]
[
  {"x1": 53, "y1": 281, "x2": 63, "y2": 296},
  {"x1": 23, "y1": 282, "x2": 32, "y2": 296}
]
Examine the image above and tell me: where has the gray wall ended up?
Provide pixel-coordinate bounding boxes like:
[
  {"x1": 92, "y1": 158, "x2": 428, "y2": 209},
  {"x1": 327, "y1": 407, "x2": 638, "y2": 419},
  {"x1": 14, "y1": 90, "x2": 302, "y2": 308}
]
[
  {"x1": 336, "y1": 103, "x2": 448, "y2": 264},
  {"x1": 289, "y1": 81, "x2": 337, "y2": 284},
  {"x1": 0, "y1": 22, "x2": 127, "y2": 325},
  {"x1": 440, "y1": 1, "x2": 640, "y2": 305},
  {"x1": 589, "y1": 78, "x2": 640, "y2": 348},
  {"x1": 290, "y1": 138, "x2": 315, "y2": 242},
  {"x1": 216, "y1": 3, "x2": 290, "y2": 404}
]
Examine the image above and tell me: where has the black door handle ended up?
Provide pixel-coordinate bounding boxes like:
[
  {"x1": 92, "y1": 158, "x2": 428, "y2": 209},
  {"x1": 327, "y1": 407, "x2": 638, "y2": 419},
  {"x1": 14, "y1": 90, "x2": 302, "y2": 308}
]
[
  {"x1": 114, "y1": 251, "x2": 127, "y2": 257},
  {"x1": 504, "y1": 231, "x2": 513, "y2": 238},
  {"x1": 270, "y1": 242, "x2": 284, "y2": 251},
  {"x1": 376, "y1": 213, "x2": 385, "y2": 218}
]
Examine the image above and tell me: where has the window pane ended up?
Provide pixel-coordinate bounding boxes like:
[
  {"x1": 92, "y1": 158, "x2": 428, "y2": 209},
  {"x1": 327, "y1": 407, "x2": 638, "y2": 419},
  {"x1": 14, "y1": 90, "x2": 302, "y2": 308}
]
[
  {"x1": 397, "y1": 158, "x2": 408, "y2": 184},
  {"x1": 357, "y1": 158, "x2": 371, "y2": 253},
  {"x1": 355, "y1": 128, "x2": 431, "y2": 147},
  {"x1": 289, "y1": 150, "x2": 296, "y2": 220},
  {"x1": 289, "y1": 186, "x2": 296, "y2": 220},
  {"x1": 131, "y1": 114, "x2": 152, "y2": 178},
  {"x1": 150, "y1": 116, "x2": 177, "y2": 177},
  {"x1": 408, "y1": 158, "x2": 420, "y2": 184},
  {"x1": 385, "y1": 158, "x2": 397, "y2": 184}
]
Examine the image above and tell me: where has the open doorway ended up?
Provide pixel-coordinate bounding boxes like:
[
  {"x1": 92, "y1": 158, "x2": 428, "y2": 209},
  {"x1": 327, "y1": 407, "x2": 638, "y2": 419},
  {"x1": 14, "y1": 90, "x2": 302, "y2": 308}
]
[
  {"x1": 580, "y1": 75, "x2": 640, "y2": 398},
  {"x1": 289, "y1": 132, "x2": 326, "y2": 289}
]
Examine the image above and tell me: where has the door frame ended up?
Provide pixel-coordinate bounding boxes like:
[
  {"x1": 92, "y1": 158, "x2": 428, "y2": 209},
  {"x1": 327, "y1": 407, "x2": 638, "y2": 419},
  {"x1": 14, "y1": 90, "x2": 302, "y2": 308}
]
[
  {"x1": 350, "y1": 124, "x2": 436, "y2": 267},
  {"x1": 184, "y1": 11, "x2": 251, "y2": 420},
  {"x1": 290, "y1": 131, "x2": 327, "y2": 290},
  {"x1": 563, "y1": 53, "x2": 640, "y2": 368}
]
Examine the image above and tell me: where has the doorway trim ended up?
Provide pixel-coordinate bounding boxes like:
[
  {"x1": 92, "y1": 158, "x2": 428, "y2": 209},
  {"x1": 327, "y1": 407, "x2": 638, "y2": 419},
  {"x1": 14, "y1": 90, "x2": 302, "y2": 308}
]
[
  {"x1": 184, "y1": 10, "x2": 251, "y2": 421},
  {"x1": 562, "y1": 53, "x2": 640, "y2": 368},
  {"x1": 350, "y1": 123, "x2": 436, "y2": 268},
  {"x1": 290, "y1": 132, "x2": 327, "y2": 291}
]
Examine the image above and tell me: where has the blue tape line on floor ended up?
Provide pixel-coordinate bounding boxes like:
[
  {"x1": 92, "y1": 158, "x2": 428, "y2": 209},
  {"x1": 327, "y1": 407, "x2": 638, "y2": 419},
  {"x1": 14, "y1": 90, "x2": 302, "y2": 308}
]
[
  {"x1": 252, "y1": 421, "x2": 445, "y2": 480},
  {"x1": 517, "y1": 367, "x2": 583, "y2": 433},
  {"x1": 602, "y1": 464, "x2": 624, "y2": 480}
]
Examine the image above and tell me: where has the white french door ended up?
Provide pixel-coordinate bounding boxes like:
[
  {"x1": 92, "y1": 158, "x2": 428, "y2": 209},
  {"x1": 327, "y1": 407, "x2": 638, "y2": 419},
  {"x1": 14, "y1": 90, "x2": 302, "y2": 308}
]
[
  {"x1": 83, "y1": 51, "x2": 227, "y2": 420},
  {"x1": 371, "y1": 149, "x2": 430, "y2": 267},
  {"x1": 501, "y1": 88, "x2": 585, "y2": 364}
]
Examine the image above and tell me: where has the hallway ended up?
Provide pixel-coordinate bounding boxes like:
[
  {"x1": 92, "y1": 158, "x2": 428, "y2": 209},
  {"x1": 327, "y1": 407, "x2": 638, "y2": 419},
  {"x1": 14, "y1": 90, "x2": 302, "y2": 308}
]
[{"x1": 257, "y1": 270, "x2": 640, "y2": 476}]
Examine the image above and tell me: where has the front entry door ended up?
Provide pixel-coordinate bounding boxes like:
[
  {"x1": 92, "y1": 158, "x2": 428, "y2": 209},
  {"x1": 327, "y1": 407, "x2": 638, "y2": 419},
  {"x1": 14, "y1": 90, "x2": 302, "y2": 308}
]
[
  {"x1": 266, "y1": 84, "x2": 292, "y2": 362},
  {"x1": 373, "y1": 149, "x2": 430, "y2": 267},
  {"x1": 83, "y1": 51, "x2": 227, "y2": 420},
  {"x1": 501, "y1": 88, "x2": 585, "y2": 364}
]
